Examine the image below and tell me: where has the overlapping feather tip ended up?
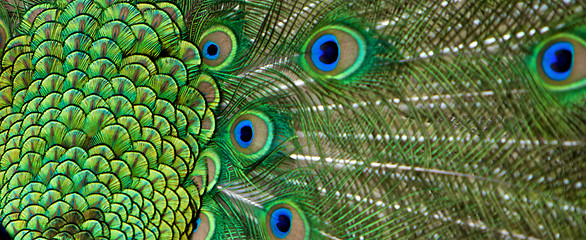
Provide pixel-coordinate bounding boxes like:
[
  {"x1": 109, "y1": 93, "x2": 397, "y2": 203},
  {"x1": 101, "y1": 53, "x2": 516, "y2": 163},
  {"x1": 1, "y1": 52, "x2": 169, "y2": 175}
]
[{"x1": 0, "y1": 0, "x2": 583, "y2": 239}]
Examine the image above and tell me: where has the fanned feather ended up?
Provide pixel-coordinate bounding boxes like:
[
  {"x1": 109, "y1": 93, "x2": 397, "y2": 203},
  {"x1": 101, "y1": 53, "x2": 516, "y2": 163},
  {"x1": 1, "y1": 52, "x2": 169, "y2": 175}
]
[{"x1": 0, "y1": 0, "x2": 583, "y2": 239}]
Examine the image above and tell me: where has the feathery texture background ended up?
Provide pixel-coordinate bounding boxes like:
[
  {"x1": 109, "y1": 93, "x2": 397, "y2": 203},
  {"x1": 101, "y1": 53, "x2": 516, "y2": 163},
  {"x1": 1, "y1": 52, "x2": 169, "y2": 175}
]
[{"x1": 0, "y1": 0, "x2": 583, "y2": 239}]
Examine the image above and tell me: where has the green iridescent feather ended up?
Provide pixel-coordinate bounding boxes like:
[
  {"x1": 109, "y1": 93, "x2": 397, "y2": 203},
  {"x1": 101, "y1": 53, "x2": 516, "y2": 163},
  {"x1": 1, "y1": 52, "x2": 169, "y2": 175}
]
[{"x1": 0, "y1": 0, "x2": 583, "y2": 240}]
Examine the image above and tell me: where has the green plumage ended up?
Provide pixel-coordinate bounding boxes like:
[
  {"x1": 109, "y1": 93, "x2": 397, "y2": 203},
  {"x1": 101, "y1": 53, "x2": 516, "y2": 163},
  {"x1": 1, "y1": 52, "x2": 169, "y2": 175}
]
[
  {"x1": 0, "y1": 0, "x2": 583, "y2": 239},
  {"x1": 0, "y1": 0, "x2": 207, "y2": 239}
]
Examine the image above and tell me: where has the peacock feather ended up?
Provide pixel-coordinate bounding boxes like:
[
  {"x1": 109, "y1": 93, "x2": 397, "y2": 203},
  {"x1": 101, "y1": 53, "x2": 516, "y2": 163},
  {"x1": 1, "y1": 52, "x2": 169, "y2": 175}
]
[{"x1": 0, "y1": 0, "x2": 583, "y2": 239}]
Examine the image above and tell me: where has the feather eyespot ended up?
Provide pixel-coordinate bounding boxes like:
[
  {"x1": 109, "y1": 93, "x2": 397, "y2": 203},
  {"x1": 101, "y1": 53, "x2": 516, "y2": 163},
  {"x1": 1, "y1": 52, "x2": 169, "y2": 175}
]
[
  {"x1": 531, "y1": 32, "x2": 586, "y2": 91},
  {"x1": 542, "y1": 42, "x2": 574, "y2": 81},
  {"x1": 265, "y1": 204, "x2": 308, "y2": 240},
  {"x1": 202, "y1": 41, "x2": 220, "y2": 60},
  {"x1": 190, "y1": 212, "x2": 214, "y2": 240},
  {"x1": 198, "y1": 25, "x2": 237, "y2": 69},
  {"x1": 194, "y1": 218, "x2": 201, "y2": 232},
  {"x1": 270, "y1": 208, "x2": 293, "y2": 239},
  {"x1": 234, "y1": 119, "x2": 254, "y2": 148},
  {"x1": 311, "y1": 34, "x2": 340, "y2": 72},
  {"x1": 301, "y1": 25, "x2": 367, "y2": 80},
  {"x1": 229, "y1": 111, "x2": 273, "y2": 157}
]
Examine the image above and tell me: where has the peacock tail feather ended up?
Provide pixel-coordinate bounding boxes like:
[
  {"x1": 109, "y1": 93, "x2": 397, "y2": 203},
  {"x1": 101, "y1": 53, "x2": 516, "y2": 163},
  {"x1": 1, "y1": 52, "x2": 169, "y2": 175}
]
[{"x1": 0, "y1": 0, "x2": 583, "y2": 239}]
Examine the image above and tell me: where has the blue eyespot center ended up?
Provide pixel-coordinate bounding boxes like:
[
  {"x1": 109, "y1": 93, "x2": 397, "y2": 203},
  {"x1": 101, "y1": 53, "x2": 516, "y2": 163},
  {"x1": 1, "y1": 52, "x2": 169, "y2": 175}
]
[
  {"x1": 320, "y1": 41, "x2": 339, "y2": 64},
  {"x1": 240, "y1": 126, "x2": 253, "y2": 142},
  {"x1": 203, "y1": 41, "x2": 220, "y2": 60},
  {"x1": 277, "y1": 214, "x2": 291, "y2": 232},
  {"x1": 270, "y1": 208, "x2": 292, "y2": 239},
  {"x1": 193, "y1": 218, "x2": 201, "y2": 233},
  {"x1": 542, "y1": 41, "x2": 574, "y2": 81},
  {"x1": 234, "y1": 120, "x2": 254, "y2": 148},
  {"x1": 311, "y1": 34, "x2": 340, "y2": 72},
  {"x1": 551, "y1": 49, "x2": 572, "y2": 73}
]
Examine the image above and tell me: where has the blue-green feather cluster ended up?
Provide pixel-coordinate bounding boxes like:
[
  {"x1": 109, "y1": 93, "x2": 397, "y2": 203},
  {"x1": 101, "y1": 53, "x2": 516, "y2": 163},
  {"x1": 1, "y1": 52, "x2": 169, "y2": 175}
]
[{"x1": 0, "y1": 0, "x2": 584, "y2": 239}]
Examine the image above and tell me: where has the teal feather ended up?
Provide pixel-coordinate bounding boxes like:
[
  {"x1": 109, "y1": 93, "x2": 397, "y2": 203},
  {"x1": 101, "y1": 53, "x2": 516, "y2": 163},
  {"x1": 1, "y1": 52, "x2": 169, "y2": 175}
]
[{"x1": 0, "y1": 0, "x2": 583, "y2": 239}]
